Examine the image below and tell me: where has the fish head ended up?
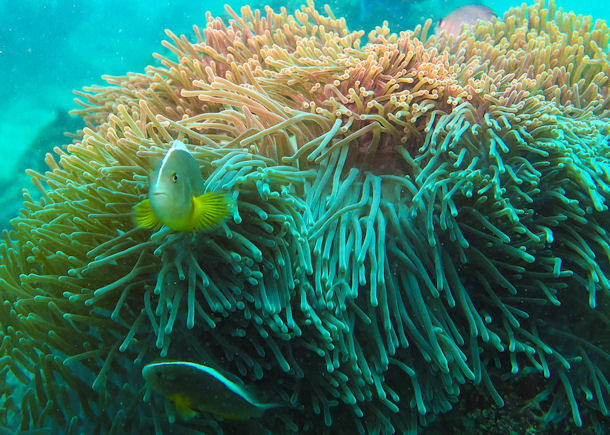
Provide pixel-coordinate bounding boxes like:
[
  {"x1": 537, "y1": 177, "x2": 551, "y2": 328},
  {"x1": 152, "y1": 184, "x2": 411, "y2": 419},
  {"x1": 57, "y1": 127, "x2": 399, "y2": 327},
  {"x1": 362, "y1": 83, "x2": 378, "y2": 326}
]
[
  {"x1": 142, "y1": 362, "x2": 181, "y2": 396},
  {"x1": 436, "y1": 5, "x2": 496, "y2": 37},
  {"x1": 148, "y1": 140, "x2": 203, "y2": 221},
  {"x1": 436, "y1": 16, "x2": 449, "y2": 33}
]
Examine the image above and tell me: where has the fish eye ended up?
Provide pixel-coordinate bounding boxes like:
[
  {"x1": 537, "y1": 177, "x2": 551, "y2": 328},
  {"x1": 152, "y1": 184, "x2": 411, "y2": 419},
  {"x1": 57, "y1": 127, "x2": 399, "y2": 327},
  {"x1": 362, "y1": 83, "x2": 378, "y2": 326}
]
[{"x1": 171, "y1": 173, "x2": 179, "y2": 183}]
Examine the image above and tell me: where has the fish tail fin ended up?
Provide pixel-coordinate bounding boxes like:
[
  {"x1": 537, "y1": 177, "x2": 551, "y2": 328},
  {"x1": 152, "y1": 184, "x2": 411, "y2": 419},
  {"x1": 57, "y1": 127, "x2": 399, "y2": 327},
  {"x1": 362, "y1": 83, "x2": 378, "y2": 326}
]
[
  {"x1": 192, "y1": 192, "x2": 231, "y2": 232},
  {"x1": 133, "y1": 199, "x2": 162, "y2": 229}
]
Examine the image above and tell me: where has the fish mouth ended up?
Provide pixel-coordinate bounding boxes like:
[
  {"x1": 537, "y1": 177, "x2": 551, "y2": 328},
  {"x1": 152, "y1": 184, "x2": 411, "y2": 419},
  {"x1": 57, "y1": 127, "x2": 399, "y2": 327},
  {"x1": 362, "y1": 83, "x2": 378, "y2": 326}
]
[
  {"x1": 150, "y1": 192, "x2": 168, "y2": 198},
  {"x1": 141, "y1": 365, "x2": 153, "y2": 380}
]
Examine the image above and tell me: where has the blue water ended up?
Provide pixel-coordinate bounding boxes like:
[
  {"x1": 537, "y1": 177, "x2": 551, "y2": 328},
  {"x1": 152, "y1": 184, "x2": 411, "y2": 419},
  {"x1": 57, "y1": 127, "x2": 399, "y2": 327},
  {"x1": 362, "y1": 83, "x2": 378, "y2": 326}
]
[{"x1": 0, "y1": 0, "x2": 608, "y2": 179}]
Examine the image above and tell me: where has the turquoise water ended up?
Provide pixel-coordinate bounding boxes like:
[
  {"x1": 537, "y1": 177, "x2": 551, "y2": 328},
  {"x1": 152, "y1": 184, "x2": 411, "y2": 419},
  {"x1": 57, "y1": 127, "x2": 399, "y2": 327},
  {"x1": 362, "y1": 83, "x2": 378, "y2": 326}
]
[
  {"x1": 0, "y1": 0, "x2": 607, "y2": 181},
  {"x1": 0, "y1": 0, "x2": 609, "y2": 433}
]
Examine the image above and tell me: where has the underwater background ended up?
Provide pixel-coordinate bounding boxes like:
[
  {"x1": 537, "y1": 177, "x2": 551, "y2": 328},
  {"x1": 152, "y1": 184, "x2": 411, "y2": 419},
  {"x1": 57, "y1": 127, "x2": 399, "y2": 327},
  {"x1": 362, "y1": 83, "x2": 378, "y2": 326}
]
[
  {"x1": 2, "y1": 0, "x2": 609, "y2": 208},
  {"x1": 1, "y1": 0, "x2": 609, "y2": 433}
]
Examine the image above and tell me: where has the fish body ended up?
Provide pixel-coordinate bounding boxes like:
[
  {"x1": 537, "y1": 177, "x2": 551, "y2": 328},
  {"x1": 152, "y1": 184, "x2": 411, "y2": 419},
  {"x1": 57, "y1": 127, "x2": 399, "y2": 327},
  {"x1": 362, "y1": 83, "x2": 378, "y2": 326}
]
[
  {"x1": 133, "y1": 140, "x2": 229, "y2": 232},
  {"x1": 142, "y1": 361, "x2": 280, "y2": 420},
  {"x1": 436, "y1": 5, "x2": 496, "y2": 37}
]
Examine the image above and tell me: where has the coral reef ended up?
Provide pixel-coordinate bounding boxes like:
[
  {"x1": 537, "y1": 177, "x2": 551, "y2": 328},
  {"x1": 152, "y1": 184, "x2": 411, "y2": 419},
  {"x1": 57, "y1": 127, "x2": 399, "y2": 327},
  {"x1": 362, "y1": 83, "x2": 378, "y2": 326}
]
[{"x1": 0, "y1": 0, "x2": 608, "y2": 433}]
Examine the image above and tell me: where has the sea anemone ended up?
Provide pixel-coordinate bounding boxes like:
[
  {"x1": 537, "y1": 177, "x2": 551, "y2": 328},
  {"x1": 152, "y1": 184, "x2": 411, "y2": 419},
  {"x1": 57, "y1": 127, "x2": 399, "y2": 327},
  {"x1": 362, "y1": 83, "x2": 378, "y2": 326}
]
[{"x1": 0, "y1": 0, "x2": 608, "y2": 433}]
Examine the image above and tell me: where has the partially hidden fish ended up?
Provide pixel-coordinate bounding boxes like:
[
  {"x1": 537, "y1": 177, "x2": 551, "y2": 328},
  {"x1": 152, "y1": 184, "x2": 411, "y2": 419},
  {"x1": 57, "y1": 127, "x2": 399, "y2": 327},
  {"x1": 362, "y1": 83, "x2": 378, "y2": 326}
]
[
  {"x1": 133, "y1": 140, "x2": 230, "y2": 232},
  {"x1": 142, "y1": 361, "x2": 281, "y2": 420},
  {"x1": 436, "y1": 5, "x2": 496, "y2": 37}
]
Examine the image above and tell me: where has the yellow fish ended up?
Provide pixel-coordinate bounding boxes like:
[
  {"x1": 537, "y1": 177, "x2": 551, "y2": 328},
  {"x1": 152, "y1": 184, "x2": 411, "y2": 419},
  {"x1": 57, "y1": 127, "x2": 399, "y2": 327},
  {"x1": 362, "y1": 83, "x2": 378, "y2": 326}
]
[
  {"x1": 142, "y1": 361, "x2": 281, "y2": 420},
  {"x1": 134, "y1": 140, "x2": 229, "y2": 232}
]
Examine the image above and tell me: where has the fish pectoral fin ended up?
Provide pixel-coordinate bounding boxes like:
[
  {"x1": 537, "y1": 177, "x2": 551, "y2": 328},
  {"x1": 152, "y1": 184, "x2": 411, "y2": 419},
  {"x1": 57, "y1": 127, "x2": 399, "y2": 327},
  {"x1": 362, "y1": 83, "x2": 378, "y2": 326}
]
[
  {"x1": 169, "y1": 393, "x2": 199, "y2": 420},
  {"x1": 192, "y1": 192, "x2": 231, "y2": 232},
  {"x1": 133, "y1": 199, "x2": 162, "y2": 229}
]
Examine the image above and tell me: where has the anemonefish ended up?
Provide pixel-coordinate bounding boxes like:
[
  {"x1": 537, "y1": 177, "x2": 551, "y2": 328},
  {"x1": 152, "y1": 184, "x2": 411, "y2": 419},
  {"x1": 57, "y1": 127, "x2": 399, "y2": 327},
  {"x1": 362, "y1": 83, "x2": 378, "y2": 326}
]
[
  {"x1": 436, "y1": 5, "x2": 496, "y2": 37},
  {"x1": 142, "y1": 361, "x2": 281, "y2": 420},
  {"x1": 133, "y1": 140, "x2": 230, "y2": 232}
]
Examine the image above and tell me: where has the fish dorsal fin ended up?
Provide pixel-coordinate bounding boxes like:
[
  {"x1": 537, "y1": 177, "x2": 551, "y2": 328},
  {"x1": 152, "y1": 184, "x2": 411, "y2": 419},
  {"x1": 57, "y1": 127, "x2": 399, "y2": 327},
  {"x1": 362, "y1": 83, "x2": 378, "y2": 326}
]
[
  {"x1": 171, "y1": 140, "x2": 188, "y2": 151},
  {"x1": 201, "y1": 365, "x2": 262, "y2": 406},
  {"x1": 203, "y1": 364, "x2": 284, "y2": 410},
  {"x1": 210, "y1": 364, "x2": 246, "y2": 388},
  {"x1": 172, "y1": 361, "x2": 260, "y2": 406},
  {"x1": 133, "y1": 199, "x2": 162, "y2": 229}
]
